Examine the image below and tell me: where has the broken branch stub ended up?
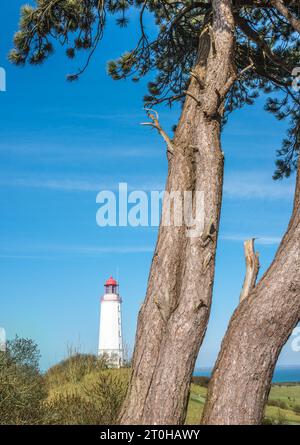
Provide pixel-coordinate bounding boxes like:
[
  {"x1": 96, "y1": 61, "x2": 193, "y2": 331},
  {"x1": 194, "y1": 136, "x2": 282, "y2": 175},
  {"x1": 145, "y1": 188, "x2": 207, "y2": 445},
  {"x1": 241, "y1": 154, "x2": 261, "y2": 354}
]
[{"x1": 239, "y1": 238, "x2": 260, "y2": 302}]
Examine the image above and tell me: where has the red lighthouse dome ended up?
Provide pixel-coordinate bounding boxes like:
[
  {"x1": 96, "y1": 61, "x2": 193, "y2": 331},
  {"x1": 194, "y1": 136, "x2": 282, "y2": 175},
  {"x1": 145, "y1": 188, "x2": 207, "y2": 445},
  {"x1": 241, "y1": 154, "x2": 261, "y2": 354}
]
[
  {"x1": 104, "y1": 276, "x2": 119, "y2": 297},
  {"x1": 105, "y1": 276, "x2": 117, "y2": 286}
]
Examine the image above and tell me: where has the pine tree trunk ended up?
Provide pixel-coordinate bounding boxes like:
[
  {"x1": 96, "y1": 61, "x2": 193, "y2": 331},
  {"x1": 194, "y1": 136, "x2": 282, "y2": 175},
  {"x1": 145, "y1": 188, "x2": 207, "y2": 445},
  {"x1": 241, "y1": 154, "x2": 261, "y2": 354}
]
[
  {"x1": 202, "y1": 160, "x2": 300, "y2": 425},
  {"x1": 119, "y1": 0, "x2": 235, "y2": 425}
]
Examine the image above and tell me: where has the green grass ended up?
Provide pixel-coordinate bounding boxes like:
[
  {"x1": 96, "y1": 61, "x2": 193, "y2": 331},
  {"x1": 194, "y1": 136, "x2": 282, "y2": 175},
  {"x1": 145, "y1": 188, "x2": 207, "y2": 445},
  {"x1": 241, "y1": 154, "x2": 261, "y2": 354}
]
[
  {"x1": 186, "y1": 384, "x2": 207, "y2": 424},
  {"x1": 186, "y1": 382, "x2": 300, "y2": 425},
  {"x1": 266, "y1": 384, "x2": 300, "y2": 424},
  {"x1": 46, "y1": 366, "x2": 131, "y2": 404},
  {"x1": 44, "y1": 355, "x2": 300, "y2": 425},
  {"x1": 264, "y1": 405, "x2": 300, "y2": 424},
  {"x1": 269, "y1": 384, "x2": 300, "y2": 409},
  {"x1": 43, "y1": 355, "x2": 131, "y2": 424}
]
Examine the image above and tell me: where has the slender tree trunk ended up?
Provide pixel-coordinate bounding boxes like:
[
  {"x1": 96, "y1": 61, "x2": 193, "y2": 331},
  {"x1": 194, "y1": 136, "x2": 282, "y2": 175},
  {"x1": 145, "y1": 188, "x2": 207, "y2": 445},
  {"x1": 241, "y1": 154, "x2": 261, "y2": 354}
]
[
  {"x1": 202, "y1": 159, "x2": 300, "y2": 425},
  {"x1": 119, "y1": 0, "x2": 236, "y2": 425}
]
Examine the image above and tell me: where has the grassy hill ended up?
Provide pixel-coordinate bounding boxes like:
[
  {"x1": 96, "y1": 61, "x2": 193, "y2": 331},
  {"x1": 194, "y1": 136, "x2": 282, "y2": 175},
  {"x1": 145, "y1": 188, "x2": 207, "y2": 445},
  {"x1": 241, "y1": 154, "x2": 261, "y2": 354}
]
[
  {"x1": 43, "y1": 354, "x2": 300, "y2": 425},
  {"x1": 186, "y1": 381, "x2": 300, "y2": 425},
  {"x1": 43, "y1": 354, "x2": 130, "y2": 424}
]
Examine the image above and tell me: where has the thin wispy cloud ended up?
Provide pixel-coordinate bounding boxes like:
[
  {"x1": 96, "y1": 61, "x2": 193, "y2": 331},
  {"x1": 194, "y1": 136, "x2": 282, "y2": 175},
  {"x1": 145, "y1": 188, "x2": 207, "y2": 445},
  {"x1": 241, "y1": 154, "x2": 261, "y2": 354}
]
[
  {"x1": 0, "y1": 254, "x2": 52, "y2": 260},
  {"x1": 0, "y1": 177, "x2": 164, "y2": 192},
  {"x1": 0, "y1": 142, "x2": 161, "y2": 159},
  {"x1": 224, "y1": 126, "x2": 283, "y2": 138},
  {"x1": 49, "y1": 245, "x2": 154, "y2": 254},
  {"x1": 0, "y1": 235, "x2": 281, "y2": 261},
  {"x1": 0, "y1": 243, "x2": 154, "y2": 259},
  {"x1": 43, "y1": 107, "x2": 175, "y2": 122},
  {"x1": 68, "y1": 112, "x2": 145, "y2": 122},
  {"x1": 221, "y1": 235, "x2": 282, "y2": 245},
  {"x1": 0, "y1": 169, "x2": 295, "y2": 202},
  {"x1": 224, "y1": 171, "x2": 295, "y2": 200},
  {"x1": 0, "y1": 178, "x2": 102, "y2": 192}
]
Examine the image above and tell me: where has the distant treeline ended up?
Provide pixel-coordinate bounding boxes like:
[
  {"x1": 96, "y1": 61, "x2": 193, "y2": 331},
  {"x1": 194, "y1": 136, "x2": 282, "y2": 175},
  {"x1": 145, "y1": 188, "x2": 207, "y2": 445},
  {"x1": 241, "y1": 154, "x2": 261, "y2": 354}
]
[{"x1": 191, "y1": 376, "x2": 210, "y2": 388}]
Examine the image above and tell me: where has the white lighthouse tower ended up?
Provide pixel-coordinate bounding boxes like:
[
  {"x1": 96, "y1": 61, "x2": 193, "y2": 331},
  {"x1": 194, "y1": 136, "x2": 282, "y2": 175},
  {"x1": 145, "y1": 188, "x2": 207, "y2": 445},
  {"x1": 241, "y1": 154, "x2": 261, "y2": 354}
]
[{"x1": 98, "y1": 277, "x2": 123, "y2": 367}]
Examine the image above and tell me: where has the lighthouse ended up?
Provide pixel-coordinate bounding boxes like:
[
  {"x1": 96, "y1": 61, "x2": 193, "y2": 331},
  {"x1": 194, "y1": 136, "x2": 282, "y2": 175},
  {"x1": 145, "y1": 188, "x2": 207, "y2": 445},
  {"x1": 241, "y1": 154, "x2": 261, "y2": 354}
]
[{"x1": 98, "y1": 277, "x2": 123, "y2": 367}]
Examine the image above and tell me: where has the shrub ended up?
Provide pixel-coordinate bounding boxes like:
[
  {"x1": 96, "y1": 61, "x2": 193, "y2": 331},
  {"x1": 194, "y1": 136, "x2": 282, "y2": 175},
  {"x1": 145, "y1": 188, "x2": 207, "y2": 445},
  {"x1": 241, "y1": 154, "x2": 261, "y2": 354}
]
[
  {"x1": 293, "y1": 404, "x2": 300, "y2": 415},
  {"x1": 276, "y1": 410, "x2": 287, "y2": 425},
  {"x1": 268, "y1": 399, "x2": 288, "y2": 410},
  {"x1": 262, "y1": 417, "x2": 274, "y2": 425},
  {"x1": 0, "y1": 337, "x2": 46, "y2": 424},
  {"x1": 45, "y1": 353, "x2": 109, "y2": 388},
  {"x1": 45, "y1": 394, "x2": 103, "y2": 424},
  {"x1": 45, "y1": 373, "x2": 128, "y2": 424},
  {"x1": 264, "y1": 409, "x2": 288, "y2": 425},
  {"x1": 0, "y1": 342, "x2": 128, "y2": 425}
]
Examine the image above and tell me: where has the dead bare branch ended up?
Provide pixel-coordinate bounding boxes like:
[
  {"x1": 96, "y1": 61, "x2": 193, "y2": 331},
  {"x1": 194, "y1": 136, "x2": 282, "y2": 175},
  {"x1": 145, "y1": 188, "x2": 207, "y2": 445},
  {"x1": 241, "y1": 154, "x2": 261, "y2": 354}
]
[
  {"x1": 141, "y1": 108, "x2": 174, "y2": 154},
  {"x1": 183, "y1": 90, "x2": 202, "y2": 106},
  {"x1": 239, "y1": 238, "x2": 260, "y2": 302},
  {"x1": 190, "y1": 70, "x2": 205, "y2": 89}
]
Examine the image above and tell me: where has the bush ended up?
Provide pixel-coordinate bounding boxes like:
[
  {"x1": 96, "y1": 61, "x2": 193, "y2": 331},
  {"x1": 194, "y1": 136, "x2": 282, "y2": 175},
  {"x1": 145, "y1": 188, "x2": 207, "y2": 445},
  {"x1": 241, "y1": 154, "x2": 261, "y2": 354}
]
[
  {"x1": 264, "y1": 409, "x2": 287, "y2": 425},
  {"x1": 0, "y1": 342, "x2": 129, "y2": 425},
  {"x1": 293, "y1": 404, "x2": 300, "y2": 415},
  {"x1": 45, "y1": 394, "x2": 103, "y2": 425},
  {"x1": 45, "y1": 373, "x2": 127, "y2": 424},
  {"x1": 45, "y1": 353, "x2": 109, "y2": 388},
  {"x1": 262, "y1": 417, "x2": 274, "y2": 425},
  {"x1": 276, "y1": 410, "x2": 287, "y2": 425},
  {"x1": 268, "y1": 399, "x2": 288, "y2": 410},
  {"x1": 83, "y1": 373, "x2": 128, "y2": 424},
  {"x1": 0, "y1": 337, "x2": 46, "y2": 424}
]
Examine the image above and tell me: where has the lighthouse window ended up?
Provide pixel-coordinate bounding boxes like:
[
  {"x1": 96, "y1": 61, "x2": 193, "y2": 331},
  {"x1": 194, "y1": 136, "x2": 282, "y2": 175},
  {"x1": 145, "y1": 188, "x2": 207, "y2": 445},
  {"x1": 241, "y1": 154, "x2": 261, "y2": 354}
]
[{"x1": 106, "y1": 284, "x2": 117, "y2": 293}]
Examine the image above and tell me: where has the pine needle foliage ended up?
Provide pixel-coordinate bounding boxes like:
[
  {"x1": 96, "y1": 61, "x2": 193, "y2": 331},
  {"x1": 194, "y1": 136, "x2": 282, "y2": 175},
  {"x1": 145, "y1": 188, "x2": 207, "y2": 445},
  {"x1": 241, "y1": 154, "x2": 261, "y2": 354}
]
[{"x1": 10, "y1": 0, "x2": 300, "y2": 178}]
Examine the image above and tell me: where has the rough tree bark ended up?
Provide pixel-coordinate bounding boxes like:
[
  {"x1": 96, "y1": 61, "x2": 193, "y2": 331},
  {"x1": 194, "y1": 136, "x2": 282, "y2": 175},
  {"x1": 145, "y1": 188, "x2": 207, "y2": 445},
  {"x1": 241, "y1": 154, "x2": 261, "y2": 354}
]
[
  {"x1": 119, "y1": 0, "x2": 236, "y2": 425},
  {"x1": 202, "y1": 158, "x2": 300, "y2": 425}
]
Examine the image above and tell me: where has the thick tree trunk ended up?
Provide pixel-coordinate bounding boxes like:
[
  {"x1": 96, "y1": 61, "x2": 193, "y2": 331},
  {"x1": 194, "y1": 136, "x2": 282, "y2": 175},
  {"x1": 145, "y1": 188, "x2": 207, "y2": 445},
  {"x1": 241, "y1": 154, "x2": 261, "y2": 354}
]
[
  {"x1": 119, "y1": 0, "x2": 235, "y2": 425},
  {"x1": 202, "y1": 160, "x2": 300, "y2": 425}
]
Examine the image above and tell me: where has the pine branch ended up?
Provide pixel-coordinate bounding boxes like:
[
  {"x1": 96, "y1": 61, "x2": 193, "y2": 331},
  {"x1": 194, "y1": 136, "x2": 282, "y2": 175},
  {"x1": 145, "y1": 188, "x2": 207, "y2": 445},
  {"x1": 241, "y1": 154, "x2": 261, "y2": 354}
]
[
  {"x1": 235, "y1": 14, "x2": 292, "y2": 75},
  {"x1": 270, "y1": 0, "x2": 300, "y2": 34}
]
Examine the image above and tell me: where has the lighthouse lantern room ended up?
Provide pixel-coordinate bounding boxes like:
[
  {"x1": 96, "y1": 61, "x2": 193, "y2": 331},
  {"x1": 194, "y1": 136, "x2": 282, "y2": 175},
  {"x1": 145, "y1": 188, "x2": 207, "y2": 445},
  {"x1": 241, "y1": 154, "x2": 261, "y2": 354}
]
[{"x1": 98, "y1": 277, "x2": 123, "y2": 367}]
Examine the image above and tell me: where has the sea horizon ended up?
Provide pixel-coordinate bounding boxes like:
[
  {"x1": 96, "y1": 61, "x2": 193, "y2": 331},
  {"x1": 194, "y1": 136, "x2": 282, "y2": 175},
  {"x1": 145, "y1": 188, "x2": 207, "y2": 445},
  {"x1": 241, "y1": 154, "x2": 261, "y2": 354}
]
[{"x1": 194, "y1": 364, "x2": 300, "y2": 383}]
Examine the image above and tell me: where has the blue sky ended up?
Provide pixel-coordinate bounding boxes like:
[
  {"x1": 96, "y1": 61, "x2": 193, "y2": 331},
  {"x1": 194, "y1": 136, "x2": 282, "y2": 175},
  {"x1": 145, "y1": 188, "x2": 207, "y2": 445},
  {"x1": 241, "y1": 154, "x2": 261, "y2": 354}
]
[{"x1": 0, "y1": 1, "x2": 299, "y2": 370}]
